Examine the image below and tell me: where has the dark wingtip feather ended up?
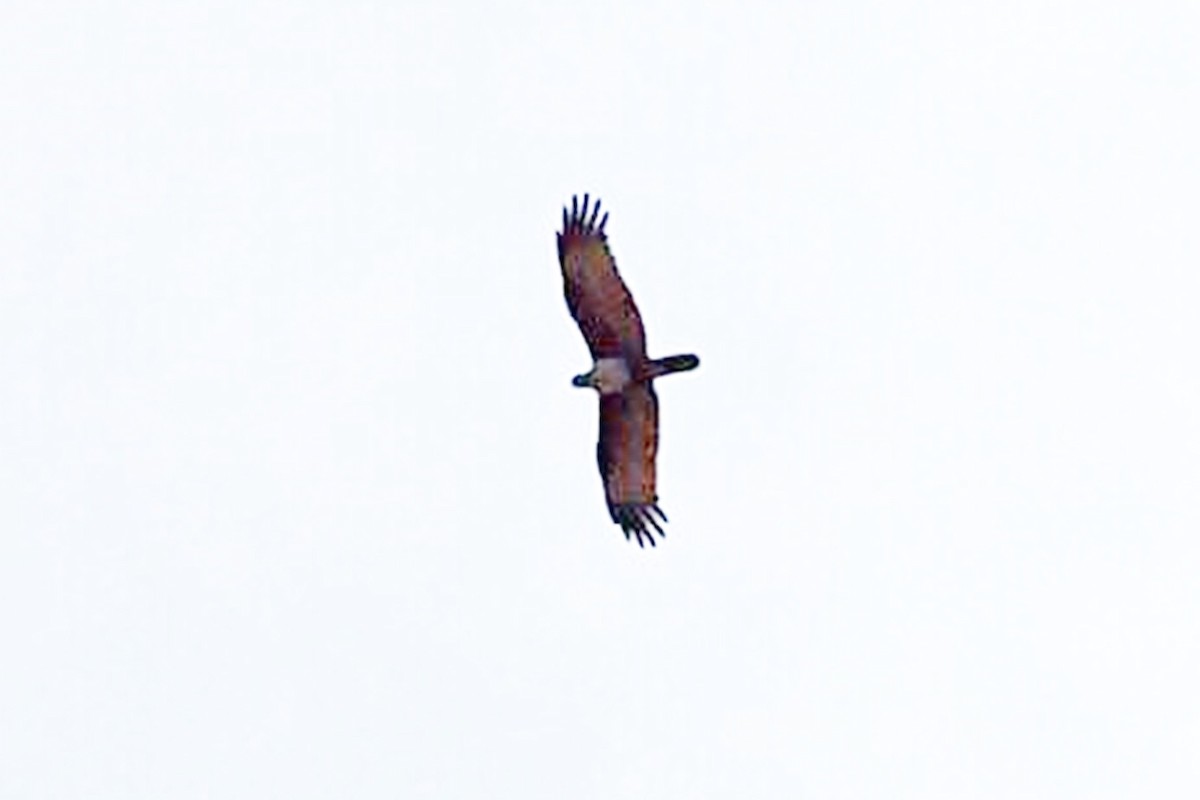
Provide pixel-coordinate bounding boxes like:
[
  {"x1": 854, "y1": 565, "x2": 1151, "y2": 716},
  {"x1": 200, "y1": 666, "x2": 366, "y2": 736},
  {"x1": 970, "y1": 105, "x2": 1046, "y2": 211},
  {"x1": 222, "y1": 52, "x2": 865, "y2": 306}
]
[
  {"x1": 559, "y1": 194, "x2": 608, "y2": 239},
  {"x1": 616, "y1": 504, "x2": 667, "y2": 548}
]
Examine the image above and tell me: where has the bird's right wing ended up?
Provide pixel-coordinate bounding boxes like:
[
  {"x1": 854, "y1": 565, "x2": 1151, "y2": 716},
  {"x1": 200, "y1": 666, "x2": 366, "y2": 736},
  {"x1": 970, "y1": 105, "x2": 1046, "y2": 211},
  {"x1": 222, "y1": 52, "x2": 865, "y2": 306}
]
[{"x1": 597, "y1": 382, "x2": 666, "y2": 547}]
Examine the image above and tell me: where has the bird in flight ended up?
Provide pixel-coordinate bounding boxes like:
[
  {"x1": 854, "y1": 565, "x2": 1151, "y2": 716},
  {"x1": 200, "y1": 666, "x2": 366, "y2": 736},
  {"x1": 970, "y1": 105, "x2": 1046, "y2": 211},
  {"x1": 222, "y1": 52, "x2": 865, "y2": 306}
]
[{"x1": 556, "y1": 194, "x2": 699, "y2": 547}]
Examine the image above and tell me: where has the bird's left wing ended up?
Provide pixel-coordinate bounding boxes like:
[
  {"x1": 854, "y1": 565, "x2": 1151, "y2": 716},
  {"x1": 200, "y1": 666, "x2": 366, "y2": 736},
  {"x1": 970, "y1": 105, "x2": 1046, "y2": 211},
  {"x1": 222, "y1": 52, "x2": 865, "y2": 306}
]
[{"x1": 557, "y1": 195, "x2": 647, "y2": 362}]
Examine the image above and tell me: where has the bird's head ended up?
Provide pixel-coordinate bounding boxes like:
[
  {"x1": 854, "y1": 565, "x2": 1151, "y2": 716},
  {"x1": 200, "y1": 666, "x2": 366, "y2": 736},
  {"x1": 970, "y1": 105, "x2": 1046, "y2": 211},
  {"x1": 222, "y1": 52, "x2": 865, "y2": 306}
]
[{"x1": 572, "y1": 358, "x2": 631, "y2": 395}]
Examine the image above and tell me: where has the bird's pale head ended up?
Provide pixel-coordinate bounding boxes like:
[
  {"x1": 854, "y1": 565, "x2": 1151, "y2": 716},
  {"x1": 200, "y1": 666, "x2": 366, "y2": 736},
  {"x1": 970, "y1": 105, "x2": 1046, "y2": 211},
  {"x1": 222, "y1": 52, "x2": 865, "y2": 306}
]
[{"x1": 573, "y1": 357, "x2": 631, "y2": 395}]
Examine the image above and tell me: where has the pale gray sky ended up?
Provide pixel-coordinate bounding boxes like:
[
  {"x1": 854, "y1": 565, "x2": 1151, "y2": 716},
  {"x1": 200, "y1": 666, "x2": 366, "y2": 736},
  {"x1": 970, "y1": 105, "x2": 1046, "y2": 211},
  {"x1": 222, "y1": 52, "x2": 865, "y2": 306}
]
[{"x1": 2, "y1": 2, "x2": 1197, "y2": 797}]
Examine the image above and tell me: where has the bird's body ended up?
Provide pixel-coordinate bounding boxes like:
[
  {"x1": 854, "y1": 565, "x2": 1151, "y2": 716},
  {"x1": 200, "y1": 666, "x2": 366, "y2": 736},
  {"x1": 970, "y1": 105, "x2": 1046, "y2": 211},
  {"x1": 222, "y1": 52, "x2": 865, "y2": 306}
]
[
  {"x1": 556, "y1": 194, "x2": 699, "y2": 547},
  {"x1": 584, "y1": 357, "x2": 634, "y2": 395}
]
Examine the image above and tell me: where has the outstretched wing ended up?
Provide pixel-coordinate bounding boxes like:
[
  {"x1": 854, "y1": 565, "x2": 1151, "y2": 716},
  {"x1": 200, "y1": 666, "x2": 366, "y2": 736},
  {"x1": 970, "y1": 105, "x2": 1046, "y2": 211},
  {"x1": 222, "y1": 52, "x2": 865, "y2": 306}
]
[
  {"x1": 557, "y1": 194, "x2": 647, "y2": 362},
  {"x1": 598, "y1": 382, "x2": 667, "y2": 547}
]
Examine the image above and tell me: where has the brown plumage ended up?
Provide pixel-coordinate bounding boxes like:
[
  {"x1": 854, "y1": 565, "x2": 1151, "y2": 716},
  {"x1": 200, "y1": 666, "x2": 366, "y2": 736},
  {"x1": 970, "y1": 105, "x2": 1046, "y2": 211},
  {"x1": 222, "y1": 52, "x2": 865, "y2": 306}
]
[{"x1": 557, "y1": 194, "x2": 699, "y2": 547}]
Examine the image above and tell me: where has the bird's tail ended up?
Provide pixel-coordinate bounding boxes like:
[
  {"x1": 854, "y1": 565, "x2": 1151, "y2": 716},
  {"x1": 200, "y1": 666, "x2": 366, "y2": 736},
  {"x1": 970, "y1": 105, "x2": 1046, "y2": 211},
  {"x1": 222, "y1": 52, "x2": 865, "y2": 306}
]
[{"x1": 643, "y1": 354, "x2": 700, "y2": 380}]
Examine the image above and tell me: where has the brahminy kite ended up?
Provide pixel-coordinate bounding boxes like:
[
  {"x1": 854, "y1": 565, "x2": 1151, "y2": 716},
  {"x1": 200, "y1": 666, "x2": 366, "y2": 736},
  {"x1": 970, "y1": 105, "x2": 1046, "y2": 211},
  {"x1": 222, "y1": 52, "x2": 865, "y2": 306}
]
[{"x1": 556, "y1": 194, "x2": 699, "y2": 547}]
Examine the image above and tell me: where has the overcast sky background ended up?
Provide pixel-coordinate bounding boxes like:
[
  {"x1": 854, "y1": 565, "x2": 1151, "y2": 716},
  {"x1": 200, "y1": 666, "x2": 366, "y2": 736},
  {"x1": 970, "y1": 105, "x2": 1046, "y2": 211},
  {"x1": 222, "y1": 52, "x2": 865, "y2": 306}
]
[{"x1": 2, "y1": 2, "x2": 1197, "y2": 798}]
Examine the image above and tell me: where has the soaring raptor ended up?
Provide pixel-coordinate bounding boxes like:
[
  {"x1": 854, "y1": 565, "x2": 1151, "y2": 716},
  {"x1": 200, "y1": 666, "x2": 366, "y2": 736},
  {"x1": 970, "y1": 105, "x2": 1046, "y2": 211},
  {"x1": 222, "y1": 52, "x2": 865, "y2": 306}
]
[{"x1": 557, "y1": 194, "x2": 699, "y2": 547}]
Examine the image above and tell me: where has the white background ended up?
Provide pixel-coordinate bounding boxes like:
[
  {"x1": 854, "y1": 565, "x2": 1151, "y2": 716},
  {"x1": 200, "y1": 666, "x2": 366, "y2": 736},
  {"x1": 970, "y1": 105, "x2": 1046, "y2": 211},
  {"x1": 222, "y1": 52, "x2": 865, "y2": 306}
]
[{"x1": 2, "y1": 2, "x2": 1197, "y2": 797}]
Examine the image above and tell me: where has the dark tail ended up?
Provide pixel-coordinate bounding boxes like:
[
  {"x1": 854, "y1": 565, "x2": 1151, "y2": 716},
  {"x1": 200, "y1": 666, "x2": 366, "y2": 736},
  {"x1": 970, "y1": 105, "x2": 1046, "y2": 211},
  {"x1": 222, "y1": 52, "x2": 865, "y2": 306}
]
[{"x1": 644, "y1": 354, "x2": 700, "y2": 380}]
